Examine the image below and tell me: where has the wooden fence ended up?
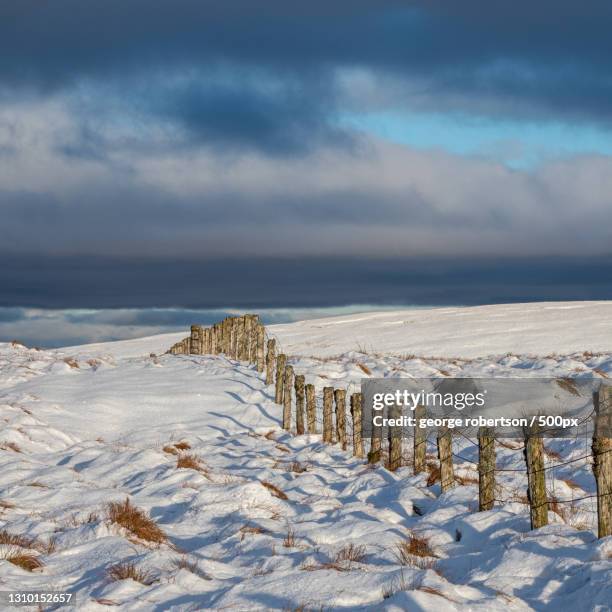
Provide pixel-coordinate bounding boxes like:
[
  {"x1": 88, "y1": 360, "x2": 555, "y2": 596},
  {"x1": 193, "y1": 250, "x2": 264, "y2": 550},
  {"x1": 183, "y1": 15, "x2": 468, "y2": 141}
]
[{"x1": 168, "y1": 315, "x2": 612, "y2": 538}]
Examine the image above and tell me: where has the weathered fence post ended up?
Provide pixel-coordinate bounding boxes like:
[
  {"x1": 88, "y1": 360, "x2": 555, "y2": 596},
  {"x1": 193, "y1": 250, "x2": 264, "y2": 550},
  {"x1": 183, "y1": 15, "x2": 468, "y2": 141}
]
[
  {"x1": 323, "y1": 387, "x2": 334, "y2": 443},
  {"x1": 437, "y1": 424, "x2": 455, "y2": 492},
  {"x1": 282, "y1": 365, "x2": 294, "y2": 431},
  {"x1": 266, "y1": 339, "x2": 276, "y2": 386},
  {"x1": 256, "y1": 324, "x2": 265, "y2": 373},
  {"x1": 478, "y1": 427, "x2": 496, "y2": 511},
  {"x1": 369, "y1": 402, "x2": 382, "y2": 464},
  {"x1": 350, "y1": 392, "x2": 364, "y2": 458},
  {"x1": 334, "y1": 389, "x2": 347, "y2": 450},
  {"x1": 239, "y1": 315, "x2": 249, "y2": 361},
  {"x1": 524, "y1": 426, "x2": 548, "y2": 529},
  {"x1": 229, "y1": 317, "x2": 237, "y2": 359},
  {"x1": 306, "y1": 384, "x2": 317, "y2": 434},
  {"x1": 295, "y1": 375, "x2": 305, "y2": 435},
  {"x1": 388, "y1": 402, "x2": 402, "y2": 471},
  {"x1": 593, "y1": 386, "x2": 612, "y2": 538},
  {"x1": 248, "y1": 315, "x2": 260, "y2": 364},
  {"x1": 190, "y1": 325, "x2": 201, "y2": 354},
  {"x1": 413, "y1": 404, "x2": 426, "y2": 475},
  {"x1": 275, "y1": 354, "x2": 287, "y2": 405},
  {"x1": 210, "y1": 324, "x2": 218, "y2": 354}
]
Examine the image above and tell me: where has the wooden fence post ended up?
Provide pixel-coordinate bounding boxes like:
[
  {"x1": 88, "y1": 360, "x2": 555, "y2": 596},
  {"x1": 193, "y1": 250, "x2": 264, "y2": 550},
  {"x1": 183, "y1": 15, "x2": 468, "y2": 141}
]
[
  {"x1": 266, "y1": 339, "x2": 276, "y2": 386},
  {"x1": 228, "y1": 318, "x2": 237, "y2": 358},
  {"x1": 369, "y1": 404, "x2": 382, "y2": 464},
  {"x1": 388, "y1": 403, "x2": 402, "y2": 471},
  {"x1": 295, "y1": 375, "x2": 305, "y2": 435},
  {"x1": 334, "y1": 389, "x2": 347, "y2": 450},
  {"x1": 524, "y1": 426, "x2": 548, "y2": 529},
  {"x1": 256, "y1": 324, "x2": 265, "y2": 373},
  {"x1": 275, "y1": 354, "x2": 287, "y2": 404},
  {"x1": 190, "y1": 325, "x2": 201, "y2": 354},
  {"x1": 593, "y1": 386, "x2": 612, "y2": 538},
  {"x1": 283, "y1": 365, "x2": 294, "y2": 431},
  {"x1": 323, "y1": 387, "x2": 334, "y2": 443},
  {"x1": 437, "y1": 424, "x2": 455, "y2": 492},
  {"x1": 182, "y1": 338, "x2": 190, "y2": 354},
  {"x1": 306, "y1": 384, "x2": 316, "y2": 433},
  {"x1": 239, "y1": 315, "x2": 249, "y2": 361},
  {"x1": 210, "y1": 324, "x2": 218, "y2": 354},
  {"x1": 478, "y1": 427, "x2": 496, "y2": 511},
  {"x1": 350, "y1": 392, "x2": 364, "y2": 458},
  {"x1": 248, "y1": 315, "x2": 260, "y2": 364},
  {"x1": 413, "y1": 404, "x2": 426, "y2": 475}
]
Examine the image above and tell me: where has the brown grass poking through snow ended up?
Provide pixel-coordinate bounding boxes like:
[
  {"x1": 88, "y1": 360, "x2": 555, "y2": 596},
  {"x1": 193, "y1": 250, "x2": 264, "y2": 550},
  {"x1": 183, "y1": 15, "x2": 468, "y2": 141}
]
[
  {"x1": 283, "y1": 525, "x2": 296, "y2": 548},
  {"x1": 239, "y1": 525, "x2": 267, "y2": 541},
  {"x1": 555, "y1": 378, "x2": 580, "y2": 397},
  {"x1": 1, "y1": 550, "x2": 44, "y2": 572},
  {"x1": 176, "y1": 453, "x2": 202, "y2": 471},
  {"x1": 393, "y1": 534, "x2": 436, "y2": 569},
  {"x1": 0, "y1": 530, "x2": 36, "y2": 549},
  {"x1": 63, "y1": 357, "x2": 80, "y2": 369},
  {"x1": 261, "y1": 481, "x2": 289, "y2": 500},
  {"x1": 357, "y1": 362, "x2": 372, "y2": 375},
  {"x1": 0, "y1": 441, "x2": 21, "y2": 453},
  {"x1": 426, "y1": 462, "x2": 440, "y2": 486},
  {"x1": 334, "y1": 543, "x2": 366, "y2": 566},
  {"x1": 107, "y1": 498, "x2": 167, "y2": 544},
  {"x1": 162, "y1": 445, "x2": 179, "y2": 455},
  {"x1": 173, "y1": 441, "x2": 191, "y2": 451},
  {"x1": 172, "y1": 556, "x2": 212, "y2": 580},
  {"x1": 107, "y1": 562, "x2": 156, "y2": 585}
]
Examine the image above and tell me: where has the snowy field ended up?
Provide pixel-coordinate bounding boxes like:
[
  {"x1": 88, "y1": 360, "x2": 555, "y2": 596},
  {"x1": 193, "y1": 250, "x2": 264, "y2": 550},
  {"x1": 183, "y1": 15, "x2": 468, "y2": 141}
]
[{"x1": 1, "y1": 302, "x2": 611, "y2": 610}]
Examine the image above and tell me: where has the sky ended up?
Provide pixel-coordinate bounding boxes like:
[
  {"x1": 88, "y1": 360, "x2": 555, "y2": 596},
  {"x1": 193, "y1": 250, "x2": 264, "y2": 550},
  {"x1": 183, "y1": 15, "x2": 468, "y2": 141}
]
[{"x1": 1, "y1": 2, "x2": 612, "y2": 346}]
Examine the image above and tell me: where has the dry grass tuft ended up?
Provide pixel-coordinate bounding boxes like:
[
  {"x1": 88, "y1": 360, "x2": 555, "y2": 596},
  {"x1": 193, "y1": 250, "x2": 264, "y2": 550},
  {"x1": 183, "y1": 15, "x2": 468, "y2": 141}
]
[
  {"x1": 107, "y1": 562, "x2": 156, "y2": 585},
  {"x1": 107, "y1": 498, "x2": 167, "y2": 544},
  {"x1": 283, "y1": 525, "x2": 296, "y2": 548},
  {"x1": 63, "y1": 357, "x2": 80, "y2": 369},
  {"x1": 27, "y1": 481, "x2": 48, "y2": 488},
  {"x1": 426, "y1": 462, "x2": 440, "y2": 486},
  {"x1": 454, "y1": 473, "x2": 478, "y2": 486},
  {"x1": 0, "y1": 441, "x2": 21, "y2": 453},
  {"x1": 172, "y1": 556, "x2": 211, "y2": 580},
  {"x1": 0, "y1": 530, "x2": 36, "y2": 549},
  {"x1": 264, "y1": 430, "x2": 276, "y2": 440},
  {"x1": 176, "y1": 453, "x2": 202, "y2": 471},
  {"x1": 162, "y1": 445, "x2": 179, "y2": 455},
  {"x1": 0, "y1": 500, "x2": 15, "y2": 509},
  {"x1": 174, "y1": 441, "x2": 191, "y2": 451},
  {"x1": 334, "y1": 543, "x2": 366, "y2": 566},
  {"x1": 239, "y1": 525, "x2": 267, "y2": 541},
  {"x1": 2, "y1": 551, "x2": 44, "y2": 572},
  {"x1": 288, "y1": 461, "x2": 308, "y2": 474},
  {"x1": 356, "y1": 362, "x2": 372, "y2": 375},
  {"x1": 555, "y1": 378, "x2": 580, "y2": 397},
  {"x1": 275, "y1": 444, "x2": 291, "y2": 454},
  {"x1": 594, "y1": 367, "x2": 609, "y2": 379},
  {"x1": 393, "y1": 534, "x2": 436, "y2": 569},
  {"x1": 261, "y1": 480, "x2": 289, "y2": 500}
]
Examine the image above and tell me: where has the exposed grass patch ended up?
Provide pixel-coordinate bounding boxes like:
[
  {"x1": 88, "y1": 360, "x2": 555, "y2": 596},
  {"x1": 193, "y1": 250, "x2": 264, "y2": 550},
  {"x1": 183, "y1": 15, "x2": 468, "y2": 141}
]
[
  {"x1": 261, "y1": 481, "x2": 289, "y2": 500},
  {"x1": 107, "y1": 562, "x2": 156, "y2": 585},
  {"x1": 174, "y1": 441, "x2": 191, "y2": 451},
  {"x1": 334, "y1": 543, "x2": 366, "y2": 566},
  {"x1": 27, "y1": 481, "x2": 48, "y2": 488},
  {"x1": 0, "y1": 530, "x2": 36, "y2": 549},
  {"x1": 63, "y1": 357, "x2": 80, "y2": 369},
  {"x1": 426, "y1": 462, "x2": 440, "y2": 486},
  {"x1": 393, "y1": 533, "x2": 436, "y2": 569},
  {"x1": 0, "y1": 441, "x2": 21, "y2": 453},
  {"x1": 2, "y1": 551, "x2": 44, "y2": 572},
  {"x1": 239, "y1": 525, "x2": 267, "y2": 541},
  {"x1": 356, "y1": 362, "x2": 372, "y2": 375},
  {"x1": 283, "y1": 526, "x2": 296, "y2": 548},
  {"x1": 172, "y1": 555, "x2": 211, "y2": 580},
  {"x1": 556, "y1": 378, "x2": 580, "y2": 397},
  {"x1": 594, "y1": 367, "x2": 609, "y2": 378},
  {"x1": 107, "y1": 498, "x2": 167, "y2": 544}
]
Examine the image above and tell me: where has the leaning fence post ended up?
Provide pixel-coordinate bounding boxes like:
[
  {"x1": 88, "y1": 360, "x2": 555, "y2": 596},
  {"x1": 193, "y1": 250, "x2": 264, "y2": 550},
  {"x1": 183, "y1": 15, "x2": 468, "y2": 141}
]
[
  {"x1": 256, "y1": 324, "x2": 265, "y2": 373},
  {"x1": 593, "y1": 386, "x2": 612, "y2": 538},
  {"x1": 524, "y1": 425, "x2": 548, "y2": 529},
  {"x1": 323, "y1": 387, "x2": 334, "y2": 443},
  {"x1": 306, "y1": 384, "x2": 317, "y2": 433},
  {"x1": 239, "y1": 315, "x2": 249, "y2": 361},
  {"x1": 334, "y1": 389, "x2": 347, "y2": 450},
  {"x1": 275, "y1": 354, "x2": 287, "y2": 404},
  {"x1": 413, "y1": 404, "x2": 426, "y2": 475},
  {"x1": 350, "y1": 392, "x2": 364, "y2": 458},
  {"x1": 388, "y1": 402, "x2": 402, "y2": 471},
  {"x1": 295, "y1": 375, "x2": 305, "y2": 435},
  {"x1": 478, "y1": 427, "x2": 496, "y2": 511},
  {"x1": 282, "y1": 365, "x2": 294, "y2": 431},
  {"x1": 437, "y1": 424, "x2": 455, "y2": 492}
]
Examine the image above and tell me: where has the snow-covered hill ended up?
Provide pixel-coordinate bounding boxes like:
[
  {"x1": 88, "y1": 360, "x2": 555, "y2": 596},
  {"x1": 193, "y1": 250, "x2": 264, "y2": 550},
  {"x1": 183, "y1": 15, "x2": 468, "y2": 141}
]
[{"x1": 1, "y1": 303, "x2": 611, "y2": 610}]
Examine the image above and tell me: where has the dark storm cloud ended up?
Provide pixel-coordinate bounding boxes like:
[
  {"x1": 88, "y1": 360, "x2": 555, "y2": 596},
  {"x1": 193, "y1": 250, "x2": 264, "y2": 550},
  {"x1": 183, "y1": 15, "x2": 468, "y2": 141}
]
[
  {"x1": 1, "y1": 255, "x2": 611, "y2": 311},
  {"x1": 3, "y1": 0, "x2": 612, "y2": 145}
]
